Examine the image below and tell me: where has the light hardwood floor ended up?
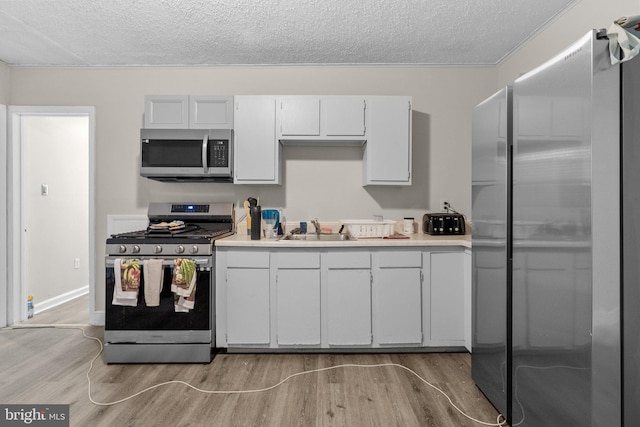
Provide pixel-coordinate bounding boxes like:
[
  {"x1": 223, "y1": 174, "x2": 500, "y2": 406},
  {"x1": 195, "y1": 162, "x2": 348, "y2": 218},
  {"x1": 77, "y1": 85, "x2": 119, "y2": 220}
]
[{"x1": 1, "y1": 295, "x2": 503, "y2": 426}]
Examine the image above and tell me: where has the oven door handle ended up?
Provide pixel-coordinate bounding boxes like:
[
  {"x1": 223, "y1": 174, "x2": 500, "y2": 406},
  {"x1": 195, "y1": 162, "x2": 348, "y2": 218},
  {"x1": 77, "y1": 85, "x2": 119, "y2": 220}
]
[{"x1": 105, "y1": 258, "x2": 211, "y2": 267}]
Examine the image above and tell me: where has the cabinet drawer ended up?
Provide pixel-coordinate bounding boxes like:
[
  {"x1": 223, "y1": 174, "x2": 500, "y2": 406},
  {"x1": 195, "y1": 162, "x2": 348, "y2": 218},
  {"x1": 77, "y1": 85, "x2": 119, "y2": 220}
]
[
  {"x1": 325, "y1": 251, "x2": 370, "y2": 269},
  {"x1": 226, "y1": 250, "x2": 270, "y2": 268},
  {"x1": 377, "y1": 251, "x2": 422, "y2": 268},
  {"x1": 277, "y1": 251, "x2": 320, "y2": 269}
]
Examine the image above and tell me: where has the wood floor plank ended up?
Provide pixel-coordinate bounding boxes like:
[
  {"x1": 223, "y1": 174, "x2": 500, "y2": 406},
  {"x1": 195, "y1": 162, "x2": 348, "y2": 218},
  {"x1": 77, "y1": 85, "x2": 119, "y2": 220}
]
[{"x1": 1, "y1": 296, "x2": 503, "y2": 426}]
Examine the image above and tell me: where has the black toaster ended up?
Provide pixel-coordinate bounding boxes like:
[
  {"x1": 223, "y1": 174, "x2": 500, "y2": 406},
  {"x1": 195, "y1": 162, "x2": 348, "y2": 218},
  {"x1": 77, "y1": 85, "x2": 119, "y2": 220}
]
[{"x1": 423, "y1": 213, "x2": 466, "y2": 235}]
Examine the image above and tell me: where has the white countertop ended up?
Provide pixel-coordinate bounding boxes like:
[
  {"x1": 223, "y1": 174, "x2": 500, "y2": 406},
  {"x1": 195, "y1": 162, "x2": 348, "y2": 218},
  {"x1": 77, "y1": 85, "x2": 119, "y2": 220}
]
[{"x1": 216, "y1": 230, "x2": 471, "y2": 249}]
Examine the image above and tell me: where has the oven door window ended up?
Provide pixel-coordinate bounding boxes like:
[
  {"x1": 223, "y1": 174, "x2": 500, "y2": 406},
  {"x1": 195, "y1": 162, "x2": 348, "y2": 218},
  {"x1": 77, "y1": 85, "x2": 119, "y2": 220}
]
[
  {"x1": 141, "y1": 139, "x2": 205, "y2": 168},
  {"x1": 105, "y1": 266, "x2": 210, "y2": 330}
]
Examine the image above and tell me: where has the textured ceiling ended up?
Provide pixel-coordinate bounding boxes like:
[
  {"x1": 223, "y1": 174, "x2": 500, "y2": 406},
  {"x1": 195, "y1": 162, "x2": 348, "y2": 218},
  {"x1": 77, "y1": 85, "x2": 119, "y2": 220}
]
[{"x1": 0, "y1": 0, "x2": 577, "y2": 67}]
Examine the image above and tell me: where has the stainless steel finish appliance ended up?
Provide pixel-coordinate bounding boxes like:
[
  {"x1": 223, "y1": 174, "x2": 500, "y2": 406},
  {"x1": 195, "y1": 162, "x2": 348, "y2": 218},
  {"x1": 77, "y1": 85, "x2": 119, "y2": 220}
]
[
  {"x1": 104, "y1": 202, "x2": 234, "y2": 363},
  {"x1": 471, "y1": 86, "x2": 511, "y2": 420},
  {"x1": 472, "y1": 29, "x2": 640, "y2": 425},
  {"x1": 140, "y1": 128, "x2": 233, "y2": 182}
]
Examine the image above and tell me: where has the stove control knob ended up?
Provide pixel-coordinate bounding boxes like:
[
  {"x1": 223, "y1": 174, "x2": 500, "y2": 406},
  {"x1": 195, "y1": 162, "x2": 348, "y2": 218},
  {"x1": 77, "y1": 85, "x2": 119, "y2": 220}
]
[
  {"x1": 132, "y1": 245, "x2": 141, "y2": 254},
  {"x1": 176, "y1": 245, "x2": 185, "y2": 254},
  {"x1": 118, "y1": 245, "x2": 127, "y2": 254},
  {"x1": 154, "y1": 245, "x2": 163, "y2": 254},
  {"x1": 190, "y1": 245, "x2": 199, "y2": 254}
]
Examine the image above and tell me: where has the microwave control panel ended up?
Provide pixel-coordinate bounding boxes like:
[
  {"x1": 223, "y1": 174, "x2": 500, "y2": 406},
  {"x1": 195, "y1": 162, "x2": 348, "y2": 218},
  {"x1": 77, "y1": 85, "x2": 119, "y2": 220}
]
[{"x1": 209, "y1": 140, "x2": 229, "y2": 167}]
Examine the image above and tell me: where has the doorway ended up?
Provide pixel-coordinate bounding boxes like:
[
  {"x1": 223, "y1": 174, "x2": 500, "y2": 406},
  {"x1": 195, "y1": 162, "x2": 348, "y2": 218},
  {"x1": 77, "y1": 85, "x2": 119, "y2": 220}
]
[{"x1": 7, "y1": 106, "x2": 95, "y2": 325}]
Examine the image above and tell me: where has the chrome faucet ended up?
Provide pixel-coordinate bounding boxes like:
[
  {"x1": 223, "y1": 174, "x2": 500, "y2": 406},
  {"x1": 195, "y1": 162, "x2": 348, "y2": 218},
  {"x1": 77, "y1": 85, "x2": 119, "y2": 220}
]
[{"x1": 311, "y1": 218, "x2": 321, "y2": 234}]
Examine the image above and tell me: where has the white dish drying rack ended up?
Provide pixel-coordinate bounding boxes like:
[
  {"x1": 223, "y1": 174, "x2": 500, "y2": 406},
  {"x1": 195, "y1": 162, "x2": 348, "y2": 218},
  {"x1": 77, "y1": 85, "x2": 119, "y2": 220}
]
[{"x1": 340, "y1": 219, "x2": 397, "y2": 238}]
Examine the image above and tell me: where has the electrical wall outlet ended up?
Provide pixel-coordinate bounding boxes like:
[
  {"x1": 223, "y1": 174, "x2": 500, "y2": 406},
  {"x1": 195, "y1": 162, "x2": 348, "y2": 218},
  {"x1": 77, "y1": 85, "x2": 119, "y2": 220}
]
[{"x1": 441, "y1": 199, "x2": 450, "y2": 212}]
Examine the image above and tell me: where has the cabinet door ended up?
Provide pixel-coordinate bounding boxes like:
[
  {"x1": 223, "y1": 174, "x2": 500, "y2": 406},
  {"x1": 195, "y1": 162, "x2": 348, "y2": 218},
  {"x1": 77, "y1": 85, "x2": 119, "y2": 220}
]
[
  {"x1": 189, "y1": 96, "x2": 233, "y2": 129},
  {"x1": 144, "y1": 95, "x2": 189, "y2": 129},
  {"x1": 324, "y1": 251, "x2": 372, "y2": 346},
  {"x1": 234, "y1": 96, "x2": 280, "y2": 184},
  {"x1": 375, "y1": 268, "x2": 422, "y2": 344},
  {"x1": 226, "y1": 268, "x2": 270, "y2": 345},
  {"x1": 276, "y1": 269, "x2": 321, "y2": 345},
  {"x1": 279, "y1": 96, "x2": 321, "y2": 136},
  {"x1": 327, "y1": 269, "x2": 372, "y2": 345},
  {"x1": 324, "y1": 97, "x2": 366, "y2": 136},
  {"x1": 429, "y1": 251, "x2": 465, "y2": 343},
  {"x1": 364, "y1": 96, "x2": 412, "y2": 185}
]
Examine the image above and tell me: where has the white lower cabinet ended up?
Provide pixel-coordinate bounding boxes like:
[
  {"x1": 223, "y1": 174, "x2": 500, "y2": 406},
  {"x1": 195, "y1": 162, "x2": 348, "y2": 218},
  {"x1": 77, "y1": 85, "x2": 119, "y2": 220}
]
[
  {"x1": 373, "y1": 250, "x2": 423, "y2": 345},
  {"x1": 275, "y1": 251, "x2": 321, "y2": 346},
  {"x1": 226, "y1": 268, "x2": 270, "y2": 345},
  {"x1": 216, "y1": 246, "x2": 469, "y2": 350},
  {"x1": 223, "y1": 250, "x2": 271, "y2": 345},
  {"x1": 426, "y1": 251, "x2": 466, "y2": 347},
  {"x1": 324, "y1": 251, "x2": 372, "y2": 346}
]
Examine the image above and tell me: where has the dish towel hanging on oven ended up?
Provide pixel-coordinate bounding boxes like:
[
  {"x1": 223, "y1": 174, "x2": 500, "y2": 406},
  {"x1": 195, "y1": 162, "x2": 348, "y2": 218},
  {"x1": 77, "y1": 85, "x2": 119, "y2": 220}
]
[
  {"x1": 112, "y1": 258, "x2": 141, "y2": 306},
  {"x1": 143, "y1": 259, "x2": 164, "y2": 307},
  {"x1": 171, "y1": 259, "x2": 197, "y2": 312}
]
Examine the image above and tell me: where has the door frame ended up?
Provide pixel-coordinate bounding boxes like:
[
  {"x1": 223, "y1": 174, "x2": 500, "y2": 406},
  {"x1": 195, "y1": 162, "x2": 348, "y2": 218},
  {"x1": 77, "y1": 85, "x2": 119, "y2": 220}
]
[
  {"x1": 7, "y1": 106, "x2": 96, "y2": 325},
  {"x1": 0, "y1": 105, "x2": 6, "y2": 327}
]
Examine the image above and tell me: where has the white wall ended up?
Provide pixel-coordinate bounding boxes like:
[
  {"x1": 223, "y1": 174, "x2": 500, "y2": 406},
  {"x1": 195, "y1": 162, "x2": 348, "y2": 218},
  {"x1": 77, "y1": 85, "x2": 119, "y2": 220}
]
[
  {"x1": 0, "y1": 62, "x2": 9, "y2": 104},
  {"x1": 23, "y1": 115, "x2": 89, "y2": 305},
  {"x1": 8, "y1": 65, "x2": 497, "y2": 313}
]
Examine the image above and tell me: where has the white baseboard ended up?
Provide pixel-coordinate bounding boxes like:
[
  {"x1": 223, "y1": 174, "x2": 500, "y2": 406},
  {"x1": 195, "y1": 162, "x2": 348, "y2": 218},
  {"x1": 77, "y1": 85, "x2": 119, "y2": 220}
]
[
  {"x1": 33, "y1": 286, "x2": 89, "y2": 315},
  {"x1": 91, "y1": 311, "x2": 105, "y2": 326}
]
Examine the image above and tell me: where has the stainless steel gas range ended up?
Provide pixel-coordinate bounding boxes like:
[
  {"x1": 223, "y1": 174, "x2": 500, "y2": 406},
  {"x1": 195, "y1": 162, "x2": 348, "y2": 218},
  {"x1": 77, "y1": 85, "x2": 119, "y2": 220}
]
[{"x1": 104, "y1": 202, "x2": 234, "y2": 363}]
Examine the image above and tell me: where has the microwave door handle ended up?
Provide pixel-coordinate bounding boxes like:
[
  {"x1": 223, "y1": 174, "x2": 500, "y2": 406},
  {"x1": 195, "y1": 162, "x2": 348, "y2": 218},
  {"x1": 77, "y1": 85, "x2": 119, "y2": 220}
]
[{"x1": 202, "y1": 134, "x2": 209, "y2": 173}]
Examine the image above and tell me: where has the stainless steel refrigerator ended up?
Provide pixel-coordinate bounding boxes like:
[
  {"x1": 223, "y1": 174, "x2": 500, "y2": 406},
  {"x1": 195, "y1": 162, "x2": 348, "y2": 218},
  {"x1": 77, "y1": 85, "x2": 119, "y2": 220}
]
[{"x1": 472, "y1": 29, "x2": 640, "y2": 426}]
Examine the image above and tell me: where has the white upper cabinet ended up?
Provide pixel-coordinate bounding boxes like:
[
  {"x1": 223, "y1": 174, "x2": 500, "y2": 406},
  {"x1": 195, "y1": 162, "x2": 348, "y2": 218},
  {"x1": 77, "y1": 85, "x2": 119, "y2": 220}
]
[
  {"x1": 144, "y1": 95, "x2": 189, "y2": 128},
  {"x1": 189, "y1": 96, "x2": 234, "y2": 129},
  {"x1": 233, "y1": 96, "x2": 280, "y2": 184},
  {"x1": 143, "y1": 94, "x2": 411, "y2": 186},
  {"x1": 363, "y1": 96, "x2": 412, "y2": 185},
  {"x1": 278, "y1": 96, "x2": 366, "y2": 143},
  {"x1": 279, "y1": 96, "x2": 321, "y2": 136},
  {"x1": 323, "y1": 97, "x2": 366, "y2": 137},
  {"x1": 144, "y1": 95, "x2": 233, "y2": 129}
]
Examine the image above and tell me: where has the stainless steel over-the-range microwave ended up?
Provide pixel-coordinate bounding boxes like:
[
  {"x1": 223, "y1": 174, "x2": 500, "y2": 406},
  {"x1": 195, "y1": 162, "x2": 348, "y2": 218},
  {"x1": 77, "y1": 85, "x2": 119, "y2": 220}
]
[{"x1": 140, "y1": 128, "x2": 233, "y2": 182}]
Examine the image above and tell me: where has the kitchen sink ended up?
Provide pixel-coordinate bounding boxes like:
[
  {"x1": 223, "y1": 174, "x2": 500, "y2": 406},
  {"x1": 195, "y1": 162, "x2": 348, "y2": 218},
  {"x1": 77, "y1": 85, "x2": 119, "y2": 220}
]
[{"x1": 280, "y1": 233, "x2": 354, "y2": 241}]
